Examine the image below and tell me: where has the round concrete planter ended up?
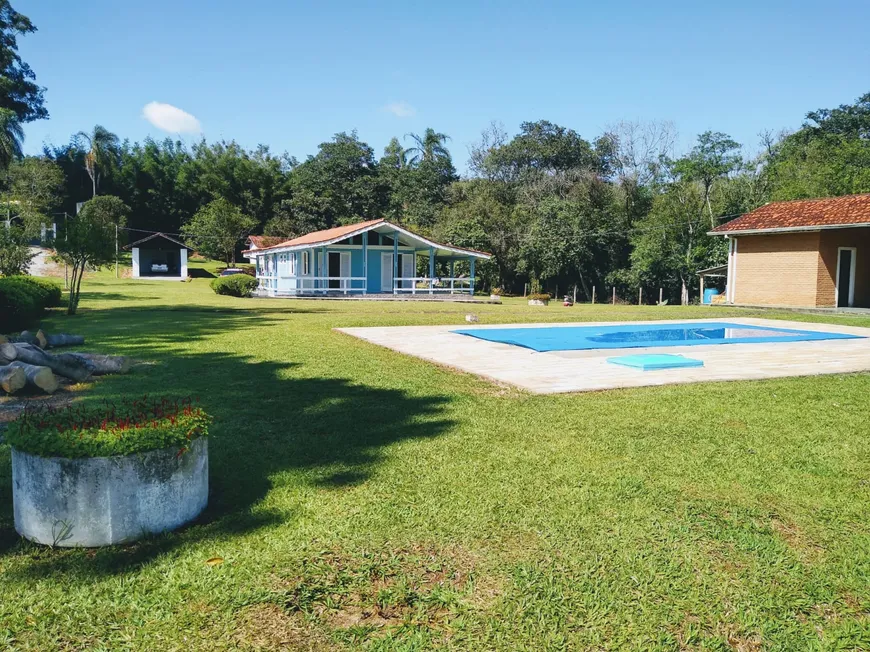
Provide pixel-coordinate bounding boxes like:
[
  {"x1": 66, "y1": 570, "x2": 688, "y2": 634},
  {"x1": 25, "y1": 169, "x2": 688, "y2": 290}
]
[
  {"x1": 489, "y1": 294, "x2": 502, "y2": 303},
  {"x1": 12, "y1": 437, "x2": 208, "y2": 547},
  {"x1": 528, "y1": 299, "x2": 549, "y2": 306}
]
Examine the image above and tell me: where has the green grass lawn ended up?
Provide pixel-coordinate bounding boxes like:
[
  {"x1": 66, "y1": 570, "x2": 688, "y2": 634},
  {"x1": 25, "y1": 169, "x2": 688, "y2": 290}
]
[{"x1": 2, "y1": 271, "x2": 870, "y2": 650}]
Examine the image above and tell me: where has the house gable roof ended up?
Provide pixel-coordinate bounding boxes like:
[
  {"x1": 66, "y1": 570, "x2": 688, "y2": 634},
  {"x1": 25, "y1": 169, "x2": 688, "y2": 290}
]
[
  {"x1": 711, "y1": 194, "x2": 870, "y2": 235},
  {"x1": 242, "y1": 219, "x2": 492, "y2": 259},
  {"x1": 124, "y1": 232, "x2": 192, "y2": 250}
]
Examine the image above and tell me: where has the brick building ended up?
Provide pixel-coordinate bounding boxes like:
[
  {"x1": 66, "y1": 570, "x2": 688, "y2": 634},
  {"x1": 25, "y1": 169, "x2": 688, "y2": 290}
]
[{"x1": 710, "y1": 194, "x2": 870, "y2": 309}]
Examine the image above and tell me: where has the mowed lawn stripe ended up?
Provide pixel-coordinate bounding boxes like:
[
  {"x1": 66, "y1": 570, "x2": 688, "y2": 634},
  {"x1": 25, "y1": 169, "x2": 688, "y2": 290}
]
[{"x1": 1, "y1": 271, "x2": 869, "y2": 650}]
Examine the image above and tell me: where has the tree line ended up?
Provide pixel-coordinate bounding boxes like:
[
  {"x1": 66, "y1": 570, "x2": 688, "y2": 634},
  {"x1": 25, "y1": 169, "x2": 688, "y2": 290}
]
[{"x1": 1, "y1": 1, "x2": 869, "y2": 304}]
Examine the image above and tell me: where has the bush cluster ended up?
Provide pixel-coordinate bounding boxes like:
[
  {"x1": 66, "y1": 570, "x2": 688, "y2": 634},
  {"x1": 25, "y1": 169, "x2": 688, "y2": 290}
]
[
  {"x1": 0, "y1": 276, "x2": 63, "y2": 332},
  {"x1": 5, "y1": 396, "x2": 212, "y2": 459},
  {"x1": 528, "y1": 293, "x2": 551, "y2": 302},
  {"x1": 210, "y1": 274, "x2": 258, "y2": 297}
]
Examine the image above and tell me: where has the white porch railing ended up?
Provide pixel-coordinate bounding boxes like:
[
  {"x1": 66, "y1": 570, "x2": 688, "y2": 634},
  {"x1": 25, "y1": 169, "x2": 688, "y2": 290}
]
[
  {"x1": 272, "y1": 276, "x2": 368, "y2": 294},
  {"x1": 392, "y1": 277, "x2": 473, "y2": 294},
  {"x1": 256, "y1": 275, "x2": 474, "y2": 296}
]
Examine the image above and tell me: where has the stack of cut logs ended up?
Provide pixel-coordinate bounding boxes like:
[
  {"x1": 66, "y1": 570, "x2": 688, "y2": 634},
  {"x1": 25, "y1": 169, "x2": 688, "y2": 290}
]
[{"x1": 0, "y1": 329, "x2": 131, "y2": 395}]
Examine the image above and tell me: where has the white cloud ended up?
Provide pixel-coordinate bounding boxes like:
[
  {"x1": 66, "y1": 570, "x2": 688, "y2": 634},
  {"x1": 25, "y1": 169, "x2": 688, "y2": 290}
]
[
  {"x1": 142, "y1": 101, "x2": 201, "y2": 133},
  {"x1": 383, "y1": 101, "x2": 416, "y2": 118}
]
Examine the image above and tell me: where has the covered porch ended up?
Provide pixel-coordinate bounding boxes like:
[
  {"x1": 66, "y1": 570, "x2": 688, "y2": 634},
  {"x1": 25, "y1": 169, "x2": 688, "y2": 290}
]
[{"x1": 245, "y1": 219, "x2": 491, "y2": 298}]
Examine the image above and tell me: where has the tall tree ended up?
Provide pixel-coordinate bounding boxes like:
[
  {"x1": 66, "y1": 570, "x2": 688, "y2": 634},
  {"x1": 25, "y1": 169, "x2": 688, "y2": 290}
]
[
  {"x1": 288, "y1": 131, "x2": 385, "y2": 231},
  {"x1": 75, "y1": 125, "x2": 121, "y2": 197},
  {"x1": 673, "y1": 131, "x2": 742, "y2": 228},
  {"x1": 0, "y1": 1, "x2": 46, "y2": 123},
  {"x1": 404, "y1": 128, "x2": 450, "y2": 165},
  {"x1": 0, "y1": 107, "x2": 22, "y2": 169},
  {"x1": 181, "y1": 198, "x2": 256, "y2": 266},
  {"x1": 765, "y1": 92, "x2": 870, "y2": 200},
  {"x1": 54, "y1": 195, "x2": 128, "y2": 314},
  {"x1": 7, "y1": 156, "x2": 64, "y2": 224}
]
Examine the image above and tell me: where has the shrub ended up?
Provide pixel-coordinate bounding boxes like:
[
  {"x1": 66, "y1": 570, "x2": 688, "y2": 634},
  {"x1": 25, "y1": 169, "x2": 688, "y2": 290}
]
[
  {"x1": 15, "y1": 276, "x2": 62, "y2": 307},
  {"x1": 490, "y1": 288, "x2": 503, "y2": 296},
  {"x1": 5, "y1": 396, "x2": 212, "y2": 459},
  {"x1": 528, "y1": 293, "x2": 551, "y2": 302},
  {"x1": 210, "y1": 274, "x2": 258, "y2": 297},
  {"x1": 0, "y1": 276, "x2": 62, "y2": 332}
]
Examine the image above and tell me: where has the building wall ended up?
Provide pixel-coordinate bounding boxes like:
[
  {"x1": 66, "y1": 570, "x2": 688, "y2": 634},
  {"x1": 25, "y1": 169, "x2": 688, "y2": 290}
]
[
  {"x1": 732, "y1": 228, "x2": 870, "y2": 307},
  {"x1": 732, "y1": 232, "x2": 822, "y2": 307},
  {"x1": 817, "y1": 228, "x2": 870, "y2": 307}
]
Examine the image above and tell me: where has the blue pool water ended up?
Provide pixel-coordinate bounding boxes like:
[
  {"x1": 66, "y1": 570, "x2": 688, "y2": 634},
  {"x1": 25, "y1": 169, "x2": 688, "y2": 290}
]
[{"x1": 452, "y1": 322, "x2": 862, "y2": 352}]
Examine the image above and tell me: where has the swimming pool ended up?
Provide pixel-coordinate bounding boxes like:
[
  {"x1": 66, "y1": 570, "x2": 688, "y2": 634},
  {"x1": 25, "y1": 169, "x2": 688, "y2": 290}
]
[{"x1": 452, "y1": 322, "x2": 863, "y2": 352}]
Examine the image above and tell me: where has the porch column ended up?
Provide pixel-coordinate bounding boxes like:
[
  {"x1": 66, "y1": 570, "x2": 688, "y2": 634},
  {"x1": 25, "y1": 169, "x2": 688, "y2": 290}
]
[
  {"x1": 428, "y1": 248, "x2": 435, "y2": 295},
  {"x1": 392, "y1": 231, "x2": 399, "y2": 294},
  {"x1": 450, "y1": 260, "x2": 455, "y2": 294},
  {"x1": 469, "y1": 257, "x2": 476, "y2": 295},
  {"x1": 362, "y1": 231, "x2": 368, "y2": 294},
  {"x1": 321, "y1": 246, "x2": 327, "y2": 293}
]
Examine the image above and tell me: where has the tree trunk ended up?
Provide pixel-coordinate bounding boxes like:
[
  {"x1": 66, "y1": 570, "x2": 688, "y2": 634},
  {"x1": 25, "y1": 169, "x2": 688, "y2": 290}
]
[
  {"x1": 16, "y1": 330, "x2": 47, "y2": 348},
  {"x1": 45, "y1": 333, "x2": 85, "y2": 348},
  {"x1": 9, "y1": 343, "x2": 94, "y2": 381},
  {"x1": 14, "y1": 332, "x2": 37, "y2": 346},
  {"x1": 65, "y1": 353, "x2": 130, "y2": 375},
  {"x1": 0, "y1": 342, "x2": 17, "y2": 362},
  {"x1": 8, "y1": 361, "x2": 58, "y2": 394},
  {"x1": 0, "y1": 365, "x2": 25, "y2": 394}
]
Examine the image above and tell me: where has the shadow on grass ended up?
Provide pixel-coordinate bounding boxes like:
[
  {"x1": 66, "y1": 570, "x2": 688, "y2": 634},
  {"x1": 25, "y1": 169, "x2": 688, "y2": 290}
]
[{"x1": 0, "y1": 304, "x2": 453, "y2": 578}]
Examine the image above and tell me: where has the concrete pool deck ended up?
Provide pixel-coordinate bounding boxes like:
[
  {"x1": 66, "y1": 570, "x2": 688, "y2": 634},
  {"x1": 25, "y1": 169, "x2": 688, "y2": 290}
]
[{"x1": 337, "y1": 317, "x2": 870, "y2": 394}]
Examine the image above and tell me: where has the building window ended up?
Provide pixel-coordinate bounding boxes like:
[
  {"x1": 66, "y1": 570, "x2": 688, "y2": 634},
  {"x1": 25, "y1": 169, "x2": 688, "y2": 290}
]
[
  {"x1": 289, "y1": 252, "x2": 296, "y2": 275},
  {"x1": 302, "y1": 251, "x2": 310, "y2": 275}
]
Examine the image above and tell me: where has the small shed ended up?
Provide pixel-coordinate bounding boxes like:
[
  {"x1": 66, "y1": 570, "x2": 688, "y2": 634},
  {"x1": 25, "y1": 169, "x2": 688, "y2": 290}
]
[{"x1": 125, "y1": 233, "x2": 192, "y2": 280}]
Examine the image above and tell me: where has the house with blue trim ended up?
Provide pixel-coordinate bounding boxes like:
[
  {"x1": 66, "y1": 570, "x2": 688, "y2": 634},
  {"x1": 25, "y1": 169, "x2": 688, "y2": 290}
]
[{"x1": 243, "y1": 219, "x2": 491, "y2": 296}]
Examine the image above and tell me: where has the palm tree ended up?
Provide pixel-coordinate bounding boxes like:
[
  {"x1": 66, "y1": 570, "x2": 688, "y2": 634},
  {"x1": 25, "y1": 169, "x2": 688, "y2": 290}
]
[
  {"x1": 404, "y1": 128, "x2": 450, "y2": 166},
  {"x1": 75, "y1": 125, "x2": 120, "y2": 197},
  {"x1": 0, "y1": 109, "x2": 24, "y2": 170}
]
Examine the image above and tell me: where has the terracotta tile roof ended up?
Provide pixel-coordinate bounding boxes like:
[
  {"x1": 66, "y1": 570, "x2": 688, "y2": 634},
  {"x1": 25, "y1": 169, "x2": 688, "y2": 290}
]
[
  {"x1": 243, "y1": 219, "x2": 385, "y2": 253},
  {"x1": 247, "y1": 235, "x2": 287, "y2": 249},
  {"x1": 242, "y1": 218, "x2": 492, "y2": 258},
  {"x1": 711, "y1": 194, "x2": 870, "y2": 234}
]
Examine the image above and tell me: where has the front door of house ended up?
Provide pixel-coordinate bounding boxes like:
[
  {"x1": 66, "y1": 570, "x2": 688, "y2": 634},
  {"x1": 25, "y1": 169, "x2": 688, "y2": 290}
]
[
  {"x1": 381, "y1": 253, "x2": 393, "y2": 292},
  {"x1": 328, "y1": 252, "x2": 341, "y2": 289},
  {"x1": 837, "y1": 247, "x2": 856, "y2": 308}
]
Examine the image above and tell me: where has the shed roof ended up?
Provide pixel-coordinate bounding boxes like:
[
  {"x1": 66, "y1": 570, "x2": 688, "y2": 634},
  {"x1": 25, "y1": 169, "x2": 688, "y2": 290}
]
[
  {"x1": 124, "y1": 232, "x2": 192, "y2": 250},
  {"x1": 711, "y1": 194, "x2": 870, "y2": 235}
]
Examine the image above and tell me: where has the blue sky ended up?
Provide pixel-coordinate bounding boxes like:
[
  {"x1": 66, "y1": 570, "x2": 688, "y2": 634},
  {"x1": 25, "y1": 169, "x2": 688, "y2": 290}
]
[{"x1": 19, "y1": 0, "x2": 870, "y2": 170}]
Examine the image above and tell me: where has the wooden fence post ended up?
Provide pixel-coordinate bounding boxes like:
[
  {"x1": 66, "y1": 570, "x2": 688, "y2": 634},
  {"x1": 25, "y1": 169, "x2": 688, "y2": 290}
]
[
  {"x1": 612, "y1": 287, "x2": 616, "y2": 305},
  {"x1": 638, "y1": 287, "x2": 642, "y2": 305},
  {"x1": 592, "y1": 286, "x2": 596, "y2": 304}
]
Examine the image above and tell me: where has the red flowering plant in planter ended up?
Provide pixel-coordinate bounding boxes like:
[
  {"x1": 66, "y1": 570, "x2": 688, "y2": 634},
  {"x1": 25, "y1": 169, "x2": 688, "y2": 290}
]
[{"x1": 5, "y1": 395, "x2": 212, "y2": 459}]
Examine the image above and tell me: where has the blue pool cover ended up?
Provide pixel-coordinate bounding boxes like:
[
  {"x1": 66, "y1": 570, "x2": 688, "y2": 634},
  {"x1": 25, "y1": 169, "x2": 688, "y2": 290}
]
[
  {"x1": 452, "y1": 322, "x2": 862, "y2": 352},
  {"x1": 607, "y1": 354, "x2": 704, "y2": 370}
]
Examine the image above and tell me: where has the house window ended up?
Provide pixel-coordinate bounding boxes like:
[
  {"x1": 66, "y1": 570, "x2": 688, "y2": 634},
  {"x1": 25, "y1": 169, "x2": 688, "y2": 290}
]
[
  {"x1": 302, "y1": 251, "x2": 310, "y2": 275},
  {"x1": 289, "y1": 252, "x2": 296, "y2": 275}
]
